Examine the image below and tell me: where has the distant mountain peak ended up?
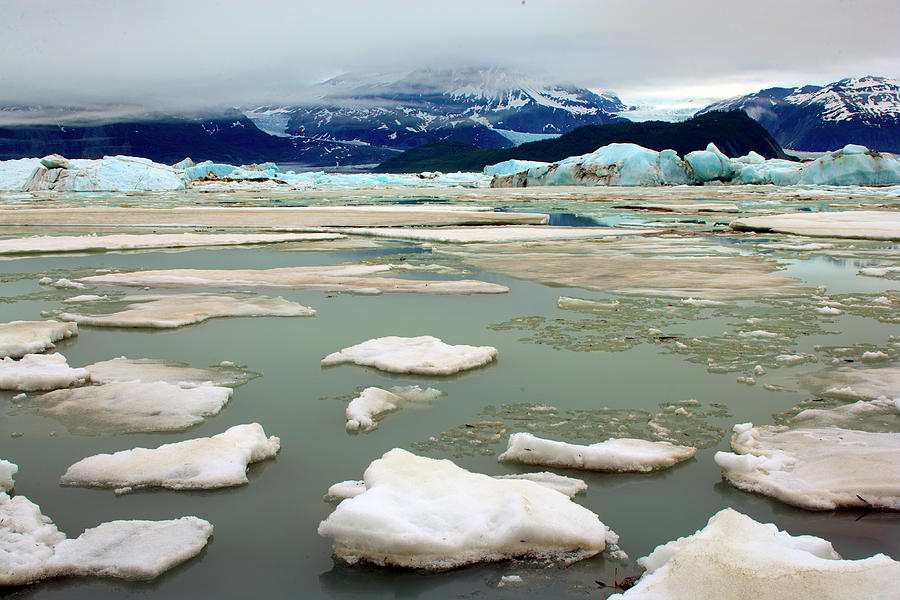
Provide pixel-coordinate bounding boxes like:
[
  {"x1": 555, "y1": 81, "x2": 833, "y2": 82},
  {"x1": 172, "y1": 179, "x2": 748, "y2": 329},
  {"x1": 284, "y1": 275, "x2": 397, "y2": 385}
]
[{"x1": 698, "y1": 75, "x2": 900, "y2": 152}]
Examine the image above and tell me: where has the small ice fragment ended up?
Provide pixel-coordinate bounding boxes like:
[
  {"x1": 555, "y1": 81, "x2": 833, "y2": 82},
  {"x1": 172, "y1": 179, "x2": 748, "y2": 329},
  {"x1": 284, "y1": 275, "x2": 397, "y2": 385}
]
[
  {"x1": 322, "y1": 336, "x2": 497, "y2": 375},
  {"x1": 499, "y1": 433, "x2": 696, "y2": 472}
]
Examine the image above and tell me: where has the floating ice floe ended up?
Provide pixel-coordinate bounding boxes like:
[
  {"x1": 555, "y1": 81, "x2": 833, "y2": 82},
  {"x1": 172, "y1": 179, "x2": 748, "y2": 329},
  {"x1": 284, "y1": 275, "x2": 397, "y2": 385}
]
[
  {"x1": 490, "y1": 142, "x2": 900, "y2": 188},
  {"x1": 0, "y1": 320, "x2": 79, "y2": 359},
  {"x1": 62, "y1": 294, "x2": 110, "y2": 303},
  {"x1": 85, "y1": 356, "x2": 257, "y2": 387},
  {"x1": 732, "y1": 210, "x2": 900, "y2": 241},
  {"x1": 58, "y1": 293, "x2": 314, "y2": 328},
  {"x1": 0, "y1": 155, "x2": 189, "y2": 192},
  {"x1": 0, "y1": 353, "x2": 89, "y2": 391},
  {"x1": 27, "y1": 381, "x2": 233, "y2": 434},
  {"x1": 346, "y1": 386, "x2": 442, "y2": 431},
  {"x1": 324, "y1": 226, "x2": 654, "y2": 244},
  {"x1": 440, "y1": 237, "x2": 801, "y2": 300},
  {"x1": 0, "y1": 205, "x2": 548, "y2": 228},
  {"x1": 714, "y1": 420, "x2": 900, "y2": 510},
  {"x1": 499, "y1": 432, "x2": 696, "y2": 472},
  {"x1": 77, "y1": 264, "x2": 508, "y2": 295},
  {"x1": 0, "y1": 460, "x2": 16, "y2": 492},
  {"x1": 317, "y1": 449, "x2": 618, "y2": 569},
  {"x1": 60, "y1": 423, "x2": 280, "y2": 492},
  {"x1": 322, "y1": 336, "x2": 498, "y2": 375},
  {"x1": 804, "y1": 364, "x2": 900, "y2": 400},
  {"x1": 41, "y1": 277, "x2": 87, "y2": 290},
  {"x1": 608, "y1": 508, "x2": 900, "y2": 599},
  {"x1": 0, "y1": 232, "x2": 344, "y2": 256},
  {"x1": 0, "y1": 490, "x2": 212, "y2": 585},
  {"x1": 491, "y1": 472, "x2": 587, "y2": 498},
  {"x1": 326, "y1": 471, "x2": 587, "y2": 502},
  {"x1": 788, "y1": 397, "x2": 900, "y2": 432}
]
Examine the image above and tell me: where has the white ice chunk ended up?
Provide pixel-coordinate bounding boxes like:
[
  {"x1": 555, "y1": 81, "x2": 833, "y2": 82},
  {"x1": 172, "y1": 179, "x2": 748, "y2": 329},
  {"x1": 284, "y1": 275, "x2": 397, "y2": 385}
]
[
  {"x1": 62, "y1": 294, "x2": 109, "y2": 303},
  {"x1": 499, "y1": 433, "x2": 696, "y2": 472},
  {"x1": 732, "y1": 210, "x2": 900, "y2": 241},
  {"x1": 0, "y1": 320, "x2": 78, "y2": 359},
  {"x1": 0, "y1": 232, "x2": 344, "y2": 256},
  {"x1": 317, "y1": 449, "x2": 616, "y2": 569},
  {"x1": 59, "y1": 293, "x2": 314, "y2": 328},
  {"x1": 493, "y1": 472, "x2": 587, "y2": 498},
  {"x1": 326, "y1": 226, "x2": 654, "y2": 244},
  {"x1": 608, "y1": 508, "x2": 900, "y2": 599},
  {"x1": 11, "y1": 155, "x2": 188, "y2": 192},
  {"x1": 85, "y1": 357, "x2": 255, "y2": 388},
  {"x1": 0, "y1": 460, "x2": 16, "y2": 493},
  {"x1": 325, "y1": 480, "x2": 367, "y2": 502},
  {"x1": 322, "y1": 336, "x2": 497, "y2": 375},
  {"x1": 29, "y1": 381, "x2": 232, "y2": 434},
  {"x1": 346, "y1": 385, "x2": 442, "y2": 431},
  {"x1": 60, "y1": 423, "x2": 279, "y2": 491},
  {"x1": 0, "y1": 353, "x2": 89, "y2": 391},
  {"x1": 328, "y1": 471, "x2": 587, "y2": 501},
  {"x1": 77, "y1": 264, "x2": 508, "y2": 295},
  {"x1": 715, "y1": 422, "x2": 900, "y2": 510},
  {"x1": 45, "y1": 517, "x2": 212, "y2": 581},
  {"x1": 0, "y1": 489, "x2": 212, "y2": 585}
]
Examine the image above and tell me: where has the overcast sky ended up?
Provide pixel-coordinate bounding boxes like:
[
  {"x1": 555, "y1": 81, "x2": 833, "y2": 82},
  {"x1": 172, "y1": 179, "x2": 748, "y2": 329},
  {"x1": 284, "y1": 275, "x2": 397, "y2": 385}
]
[{"x1": 2, "y1": 0, "x2": 898, "y2": 111}]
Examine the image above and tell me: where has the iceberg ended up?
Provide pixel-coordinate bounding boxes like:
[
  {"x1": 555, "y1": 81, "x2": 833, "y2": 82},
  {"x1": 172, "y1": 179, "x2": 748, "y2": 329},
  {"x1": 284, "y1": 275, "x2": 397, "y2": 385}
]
[
  {"x1": 714, "y1": 421, "x2": 900, "y2": 510},
  {"x1": 27, "y1": 381, "x2": 232, "y2": 434},
  {"x1": 492, "y1": 143, "x2": 693, "y2": 187},
  {"x1": 0, "y1": 460, "x2": 16, "y2": 492},
  {"x1": 0, "y1": 320, "x2": 79, "y2": 359},
  {"x1": 322, "y1": 335, "x2": 498, "y2": 375},
  {"x1": 608, "y1": 508, "x2": 900, "y2": 599},
  {"x1": 7, "y1": 155, "x2": 189, "y2": 192},
  {"x1": 490, "y1": 142, "x2": 900, "y2": 188},
  {"x1": 0, "y1": 353, "x2": 89, "y2": 391},
  {"x1": 317, "y1": 449, "x2": 617, "y2": 569},
  {"x1": 60, "y1": 423, "x2": 280, "y2": 492},
  {"x1": 345, "y1": 386, "x2": 441, "y2": 431},
  {"x1": 731, "y1": 210, "x2": 900, "y2": 241},
  {"x1": 58, "y1": 292, "x2": 315, "y2": 328},
  {"x1": 77, "y1": 264, "x2": 509, "y2": 295},
  {"x1": 499, "y1": 432, "x2": 696, "y2": 472},
  {"x1": 0, "y1": 490, "x2": 212, "y2": 585},
  {"x1": 0, "y1": 232, "x2": 344, "y2": 256}
]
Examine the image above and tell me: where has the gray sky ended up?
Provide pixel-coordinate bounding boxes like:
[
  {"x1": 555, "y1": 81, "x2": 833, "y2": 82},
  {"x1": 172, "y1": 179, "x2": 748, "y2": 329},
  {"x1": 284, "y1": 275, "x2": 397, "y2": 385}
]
[{"x1": 2, "y1": 0, "x2": 898, "y2": 111}]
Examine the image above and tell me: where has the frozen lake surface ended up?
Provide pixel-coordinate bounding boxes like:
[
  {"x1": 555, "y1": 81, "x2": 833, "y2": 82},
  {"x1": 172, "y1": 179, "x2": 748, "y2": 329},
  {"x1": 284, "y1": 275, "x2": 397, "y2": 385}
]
[{"x1": 1, "y1": 184, "x2": 898, "y2": 597}]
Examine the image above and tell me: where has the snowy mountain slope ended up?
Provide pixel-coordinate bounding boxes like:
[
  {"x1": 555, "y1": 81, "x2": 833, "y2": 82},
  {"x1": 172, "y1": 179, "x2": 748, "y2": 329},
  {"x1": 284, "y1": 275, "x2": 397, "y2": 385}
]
[
  {"x1": 245, "y1": 68, "x2": 627, "y2": 155},
  {"x1": 699, "y1": 76, "x2": 900, "y2": 152}
]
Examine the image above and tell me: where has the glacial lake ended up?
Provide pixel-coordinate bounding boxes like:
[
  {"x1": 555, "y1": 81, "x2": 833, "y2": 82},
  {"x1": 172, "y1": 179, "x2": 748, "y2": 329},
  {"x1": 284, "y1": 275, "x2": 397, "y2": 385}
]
[{"x1": 1, "y1": 186, "x2": 899, "y2": 598}]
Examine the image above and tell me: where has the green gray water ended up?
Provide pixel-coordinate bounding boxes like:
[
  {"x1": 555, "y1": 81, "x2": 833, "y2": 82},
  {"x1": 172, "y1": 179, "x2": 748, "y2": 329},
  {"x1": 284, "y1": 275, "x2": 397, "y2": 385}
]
[{"x1": 1, "y1": 199, "x2": 899, "y2": 598}]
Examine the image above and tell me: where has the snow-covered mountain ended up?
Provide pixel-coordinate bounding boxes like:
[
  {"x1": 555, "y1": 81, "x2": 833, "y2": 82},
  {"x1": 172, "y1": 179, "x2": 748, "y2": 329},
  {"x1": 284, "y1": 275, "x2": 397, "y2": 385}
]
[
  {"x1": 698, "y1": 76, "x2": 900, "y2": 152},
  {"x1": 245, "y1": 68, "x2": 627, "y2": 157}
]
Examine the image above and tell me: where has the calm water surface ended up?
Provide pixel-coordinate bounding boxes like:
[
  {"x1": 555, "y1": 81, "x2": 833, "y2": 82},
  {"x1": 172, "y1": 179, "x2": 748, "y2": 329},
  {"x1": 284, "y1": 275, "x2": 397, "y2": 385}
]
[{"x1": 1, "y1": 196, "x2": 898, "y2": 599}]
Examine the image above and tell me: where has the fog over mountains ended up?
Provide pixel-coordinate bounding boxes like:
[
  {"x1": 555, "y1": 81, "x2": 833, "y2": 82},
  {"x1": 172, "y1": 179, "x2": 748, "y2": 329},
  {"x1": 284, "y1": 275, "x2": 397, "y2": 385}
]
[{"x1": 1, "y1": 70, "x2": 898, "y2": 166}]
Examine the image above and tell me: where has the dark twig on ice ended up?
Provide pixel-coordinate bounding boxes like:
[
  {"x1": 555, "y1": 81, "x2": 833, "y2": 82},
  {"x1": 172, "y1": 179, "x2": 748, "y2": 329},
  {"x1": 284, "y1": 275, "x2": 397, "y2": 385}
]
[{"x1": 596, "y1": 567, "x2": 639, "y2": 591}]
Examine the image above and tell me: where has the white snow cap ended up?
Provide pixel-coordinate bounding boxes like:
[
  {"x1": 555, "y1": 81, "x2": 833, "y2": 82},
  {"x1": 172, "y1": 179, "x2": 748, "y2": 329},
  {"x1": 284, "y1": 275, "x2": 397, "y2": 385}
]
[
  {"x1": 30, "y1": 381, "x2": 232, "y2": 434},
  {"x1": 345, "y1": 385, "x2": 441, "y2": 431},
  {"x1": 322, "y1": 335, "x2": 497, "y2": 375},
  {"x1": 318, "y1": 449, "x2": 616, "y2": 569},
  {"x1": 715, "y1": 421, "x2": 900, "y2": 510},
  {"x1": 0, "y1": 460, "x2": 17, "y2": 493},
  {"x1": 608, "y1": 508, "x2": 900, "y2": 599},
  {"x1": 0, "y1": 320, "x2": 78, "y2": 359},
  {"x1": 0, "y1": 490, "x2": 212, "y2": 585},
  {"x1": 60, "y1": 423, "x2": 280, "y2": 492},
  {"x1": 0, "y1": 353, "x2": 89, "y2": 391},
  {"x1": 499, "y1": 433, "x2": 696, "y2": 472},
  {"x1": 59, "y1": 293, "x2": 314, "y2": 329}
]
